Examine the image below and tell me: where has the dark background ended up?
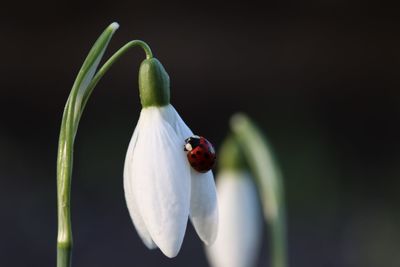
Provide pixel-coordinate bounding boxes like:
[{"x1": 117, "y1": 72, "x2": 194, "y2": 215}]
[{"x1": 1, "y1": 1, "x2": 399, "y2": 267}]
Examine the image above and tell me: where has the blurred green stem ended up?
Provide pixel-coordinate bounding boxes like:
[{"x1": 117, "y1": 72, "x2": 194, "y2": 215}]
[
  {"x1": 270, "y1": 216, "x2": 287, "y2": 267},
  {"x1": 56, "y1": 23, "x2": 152, "y2": 267},
  {"x1": 231, "y1": 114, "x2": 288, "y2": 267}
]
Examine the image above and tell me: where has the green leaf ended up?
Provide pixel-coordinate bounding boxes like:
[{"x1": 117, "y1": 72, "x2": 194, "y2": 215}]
[{"x1": 69, "y1": 22, "x2": 119, "y2": 129}]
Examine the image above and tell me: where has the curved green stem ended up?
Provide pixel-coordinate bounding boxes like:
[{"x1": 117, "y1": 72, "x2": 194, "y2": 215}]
[
  {"x1": 78, "y1": 40, "x2": 153, "y2": 123},
  {"x1": 231, "y1": 113, "x2": 288, "y2": 267},
  {"x1": 56, "y1": 22, "x2": 152, "y2": 267}
]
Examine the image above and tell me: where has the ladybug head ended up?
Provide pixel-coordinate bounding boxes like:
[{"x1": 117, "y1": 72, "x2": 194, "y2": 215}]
[{"x1": 184, "y1": 135, "x2": 201, "y2": 151}]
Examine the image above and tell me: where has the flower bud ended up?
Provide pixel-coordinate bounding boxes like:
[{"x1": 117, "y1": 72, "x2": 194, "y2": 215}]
[
  {"x1": 205, "y1": 170, "x2": 262, "y2": 267},
  {"x1": 138, "y1": 58, "x2": 170, "y2": 107},
  {"x1": 205, "y1": 134, "x2": 262, "y2": 267}
]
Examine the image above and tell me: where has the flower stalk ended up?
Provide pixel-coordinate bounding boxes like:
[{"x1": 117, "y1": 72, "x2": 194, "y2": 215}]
[
  {"x1": 56, "y1": 22, "x2": 153, "y2": 267},
  {"x1": 230, "y1": 113, "x2": 288, "y2": 267}
]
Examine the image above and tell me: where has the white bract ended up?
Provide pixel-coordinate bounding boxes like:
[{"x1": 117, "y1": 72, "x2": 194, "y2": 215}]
[
  {"x1": 205, "y1": 170, "x2": 262, "y2": 267},
  {"x1": 124, "y1": 104, "x2": 218, "y2": 258}
]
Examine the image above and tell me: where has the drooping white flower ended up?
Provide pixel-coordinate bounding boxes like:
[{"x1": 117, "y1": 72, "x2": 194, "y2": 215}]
[
  {"x1": 205, "y1": 170, "x2": 262, "y2": 267},
  {"x1": 123, "y1": 57, "x2": 218, "y2": 258}
]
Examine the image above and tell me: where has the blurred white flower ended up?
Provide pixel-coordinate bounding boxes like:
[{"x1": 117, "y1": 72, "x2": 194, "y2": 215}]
[
  {"x1": 206, "y1": 170, "x2": 262, "y2": 267},
  {"x1": 124, "y1": 104, "x2": 218, "y2": 258}
]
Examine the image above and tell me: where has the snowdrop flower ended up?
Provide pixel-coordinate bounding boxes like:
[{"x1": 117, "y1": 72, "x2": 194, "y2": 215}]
[
  {"x1": 123, "y1": 57, "x2": 218, "y2": 258},
  {"x1": 205, "y1": 136, "x2": 262, "y2": 267}
]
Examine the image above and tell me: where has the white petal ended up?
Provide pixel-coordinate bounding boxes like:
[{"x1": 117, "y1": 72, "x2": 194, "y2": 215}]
[
  {"x1": 162, "y1": 104, "x2": 218, "y2": 244},
  {"x1": 123, "y1": 118, "x2": 157, "y2": 249},
  {"x1": 161, "y1": 104, "x2": 218, "y2": 244},
  {"x1": 189, "y1": 169, "x2": 219, "y2": 245},
  {"x1": 205, "y1": 171, "x2": 262, "y2": 267},
  {"x1": 162, "y1": 104, "x2": 193, "y2": 140},
  {"x1": 131, "y1": 107, "x2": 191, "y2": 258}
]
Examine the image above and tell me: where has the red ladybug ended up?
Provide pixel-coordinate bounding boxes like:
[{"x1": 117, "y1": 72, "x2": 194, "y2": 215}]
[{"x1": 184, "y1": 135, "x2": 216, "y2": 173}]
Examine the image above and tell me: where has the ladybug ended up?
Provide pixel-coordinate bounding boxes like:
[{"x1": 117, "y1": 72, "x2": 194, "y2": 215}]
[{"x1": 184, "y1": 135, "x2": 216, "y2": 173}]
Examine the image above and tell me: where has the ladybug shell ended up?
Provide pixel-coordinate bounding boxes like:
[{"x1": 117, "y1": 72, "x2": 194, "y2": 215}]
[{"x1": 186, "y1": 137, "x2": 216, "y2": 173}]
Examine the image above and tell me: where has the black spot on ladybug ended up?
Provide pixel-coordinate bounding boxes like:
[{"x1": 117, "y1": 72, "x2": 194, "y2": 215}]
[
  {"x1": 191, "y1": 154, "x2": 196, "y2": 159},
  {"x1": 196, "y1": 150, "x2": 201, "y2": 155},
  {"x1": 204, "y1": 153, "x2": 210, "y2": 159},
  {"x1": 200, "y1": 161, "x2": 206, "y2": 166}
]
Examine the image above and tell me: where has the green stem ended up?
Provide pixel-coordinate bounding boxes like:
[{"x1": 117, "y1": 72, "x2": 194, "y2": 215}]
[
  {"x1": 230, "y1": 113, "x2": 288, "y2": 267},
  {"x1": 57, "y1": 245, "x2": 72, "y2": 267},
  {"x1": 56, "y1": 22, "x2": 152, "y2": 267},
  {"x1": 57, "y1": 99, "x2": 74, "y2": 267},
  {"x1": 78, "y1": 40, "x2": 153, "y2": 123},
  {"x1": 270, "y1": 214, "x2": 287, "y2": 267}
]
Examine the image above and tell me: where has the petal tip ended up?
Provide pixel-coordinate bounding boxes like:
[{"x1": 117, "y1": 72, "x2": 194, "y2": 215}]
[
  {"x1": 192, "y1": 215, "x2": 218, "y2": 246},
  {"x1": 142, "y1": 238, "x2": 158, "y2": 250},
  {"x1": 158, "y1": 242, "x2": 182, "y2": 258}
]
